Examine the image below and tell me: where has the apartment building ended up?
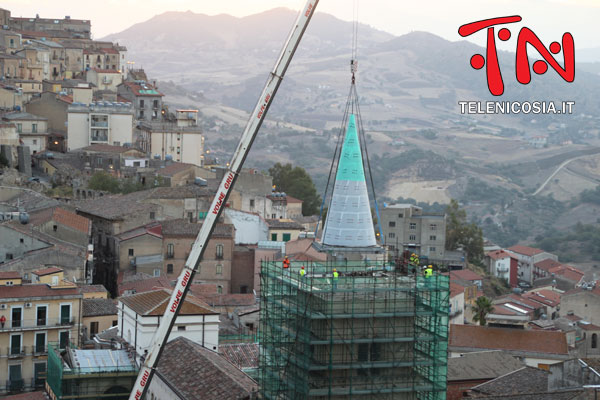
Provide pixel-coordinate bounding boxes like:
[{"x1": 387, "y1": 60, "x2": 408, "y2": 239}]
[
  {"x1": 67, "y1": 101, "x2": 134, "y2": 150},
  {"x1": 0, "y1": 280, "x2": 82, "y2": 394}
]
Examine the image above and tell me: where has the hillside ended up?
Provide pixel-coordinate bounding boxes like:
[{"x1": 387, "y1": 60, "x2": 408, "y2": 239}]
[{"x1": 103, "y1": 9, "x2": 600, "y2": 257}]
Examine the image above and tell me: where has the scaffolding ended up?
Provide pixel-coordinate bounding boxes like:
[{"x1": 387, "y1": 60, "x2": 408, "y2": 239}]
[
  {"x1": 259, "y1": 260, "x2": 449, "y2": 400},
  {"x1": 46, "y1": 343, "x2": 138, "y2": 400}
]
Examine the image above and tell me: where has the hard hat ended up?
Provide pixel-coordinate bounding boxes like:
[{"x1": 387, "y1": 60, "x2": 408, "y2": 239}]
[
  {"x1": 428, "y1": 265, "x2": 433, "y2": 268},
  {"x1": 301, "y1": 266, "x2": 305, "y2": 269},
  {"x1": 333, "y1": 268, "x2": 337, "y2": 272}
]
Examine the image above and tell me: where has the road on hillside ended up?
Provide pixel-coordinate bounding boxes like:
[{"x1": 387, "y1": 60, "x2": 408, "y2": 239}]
[{"x1": 533, "y1": 154, "x2": 591, "y2": 196}]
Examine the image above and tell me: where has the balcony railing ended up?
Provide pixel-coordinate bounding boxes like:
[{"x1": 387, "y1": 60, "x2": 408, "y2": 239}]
[
  {"x1": 5, "y1": 379, "x2": 24, "y2": 392},
  {"x1": 0, "y1": 317, "x2": 76, "y2": 331}
]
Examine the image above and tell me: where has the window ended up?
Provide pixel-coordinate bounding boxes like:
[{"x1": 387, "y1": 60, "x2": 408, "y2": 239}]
[
  {"x1": 249, "y1": 199, "x2": 255, "y2": 208},
  {"x1": 177, "y1": 147, "x2": 180, "y2": 154},
  {"x1": 272, "y1": 213, "x2": 276, "y2": 219},
  {"x1": 32, "y1": 123, "x2": 37, "y2": 133},
  {"x1": 34, "y1": 362, "x2": 46, "y2": 389},
  {"x1": 17, "y1": 123, "x2": 22, "y2": 133},
  {"x1": 59, "y1": 331, "x2": 69, "y2": 349},
  {"x1": 60, "y1": 304, "x2": 71, "y2": 325},
  {"x1": 216, "y1": 265, "x2": 223, "y2": 275},
  {"x1": 153, "y1": 100, "x2": 159, "y2": 108},
  {"x1": 430, "y1": 224, "x2": 437, "y2": 230},
  {"x1": 10, "y1": 334, "x2": 22, "y2": 355},
  {"x1": 198, "y1": 212, "x2": 207, "y2": 220},
  {"x1": 217, "y1": 286, "x2": 223, "y2": 294},
  {"x1": 33, "y1": 139, "x2": 37, "y2": 145},
  {"x1": 430, "y1": 235, "x2": 436, "y2": 241},
  {"x1": 409, "y1": 223, "x2": 417, "y2": 230},
  {"x1": 8, "y1": 364, "x2": 23, "y2": 392},
  {"x1": 188, "y1": 212, "x2": 193, "y2": 222},
  {"x1": 11, "y1": 307, "x2": 22, "y2": 328},
  {"x1": 240, "y1": 285, "x2": 248, "y2": 294},
  {"x1": 36, "y1": 305, "x2": 47, "y2": 326},
  {"x1": 139, "y1": 110, "x2": 144, "y2": 118},
  {"x1": 53, "y1": 225, "x2": 58, "y2": 232},
  {"x1": 216, "y1": 244, "x2": 224, "y2": 259},
  {"x1": 388, "y1": 232, "x2": 395, "y2": 239},
  {"x1": 271, "y1": 233, "x2": 278, "y2": 241},
  {"x1": 593, "y1": 334, "x2": 598, "y2": 349},
  {"x1": 90, "y1": 321, "x2": 99, "y2": 336},
  {"x1": 177, "y1": 326, "x2": 186, "y2": 331},
  {"x1": 150, "y1": 211, "x2": 156, "y2": 219},
  {"x1": 429, "y1": 246, "x2": 436, "y2": 252},
  {"x1": 20, "y1": 238, "x2": 23, "y2": 243},
  {"x1": 167, "y1": 264, "x2": 173, "y2": 274},
  {"x1": 398, "y1": 213, "x2": 403, "y2": 218},
  {"x1": 167, "y1": 243, "x2": 174, "y2": 258},
  {"x1": 112, "y1": 320, "x2": 118, "y2": 327},
  {"x1": 282, "y1": 233, "x2": 291, "y2": 242},
  {"x1": 409, "y1": 235, "x2": 416, "y2": 241},
  {"x1": 388, "y1": 221, "x2": 395, "y2": 227},
  {"x1": 128, "y1": 249, "x2": 134, "y2": 256},
  {"x1": 389, "y1": 245, "x2": 395, "y2": 251},
  {"x1": 139, "y1": 100, "x2": 145, "y2": 108},
  {"x1": 153, "y1": 269, "x2": 160, "y2": 277},
  {"x1": 35, "y1": 332, "x2": 46, "y2": 353}
]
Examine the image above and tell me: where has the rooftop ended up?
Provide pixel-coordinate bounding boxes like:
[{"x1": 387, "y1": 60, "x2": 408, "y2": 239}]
[
  {"x1": 449, "y1": 324, "x2": 569, "y2": 356},
  {"x1": 507, "y1": 245, "x2": 546, "y2": 257},
  {"x1": 117, "y1": 276, "x2": 172, "y2": 296},
  {"x1": 156, "y1": 337, "x2": 257, "y2": 400},
  {"x1": 469, "y1": 366, "x2": 549, "y2": 397},
  {"x1": 157, "y1": 162, "x2": 196, "y2": 177},
  {"x1": 0, "y1": 284, "x2": 80, "y2": 300},
  {"x1": 29, "y1": 206, "x2": 91, "y2": 234},
  {"x1": 118, "y1": 288, "x2": 217, "y2": 316},
  {"x1": 160, "y1": 219, "x2": 234, "y2": 238},
  {"x1": 266, "y1": 219, "x2": 305, "y2": 230},
  {"x1": 32, "y1": 266, "x2": 63, "y2": 276},
  {"x1": 2, "y1": 111, "x2": 47, "y2": 121},
  {"x1": 219, "y1": 343, "x2": 259, "y2": 370},
  {"x1": 80, "y1": 143, "x2": 134, "y2": 154},
  {"x1": 82, "y1": 298, "x2": 117, "y2": 317},
  {"x1": 68, "y1": 348, "x2": 135, "y2": 373},
  {"x1": 74, "y1": 190, "x2": 158, "y2": 220},
  {"x1": 78, "y1": 284, "x2": 108, "y2": 294},
  {"x1": 0, "y1": 271, "x2": 21, "y2": 279},
  {"x1": 534, "y1": 258, "x2": 563, "y2": 272},
  {"x1": 487, "y1": 249, "x2": 515, "y2": 260},
  {"x1": 450, "y1": 269, "x2": 483, "y2": 282},
  {"x1": 119, "y1": 81, "x2": 164, "y2": 97},
  {"x1": 447, "y1": 351, "x2": 524, "y2": 381}
]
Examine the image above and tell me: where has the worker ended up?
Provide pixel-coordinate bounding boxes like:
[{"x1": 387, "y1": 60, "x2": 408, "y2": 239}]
[
  {"x1": 300, "y1": 266, "x2": 306, "y2": 278},
  {"x1": 0, "y1": 315, "x2": 5, "y2": 329},
  {"x1": 409, "y1": 253, "x2": 419, "y2": 266},
  {"x1": 333, "y1": 268, "x2": 339, "y2": 290},
  {"x1": 424, "y1": 264, "x2": 433, "y2": 279},
  {"x1": 283, "y1": 256, "x2": 290, "y2": 269}
]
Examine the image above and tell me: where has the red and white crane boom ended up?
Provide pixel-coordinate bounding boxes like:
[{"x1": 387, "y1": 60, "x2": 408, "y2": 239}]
[{"x1": 128, "y1": 1, "x2": 319, "y2": 398}]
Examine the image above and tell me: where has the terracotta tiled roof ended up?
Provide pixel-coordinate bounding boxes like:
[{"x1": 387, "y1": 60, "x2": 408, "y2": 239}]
[
  {"x1": 447, "y1": 351, "x2": 524, "y2": 381},
  {"x1": 82, "y1": 298, "x2": 117, "y2": 317},
  {"x1": 534, "y1": 258, "x2": 562, "y2": 272},
  {"x1": 161, "y1": 220, "x2": 234, "y2": 238},
  {"x1": 0, "y1": 271, "x2": 21, "y2": 279},
  {"x1": 33, "y1": 266, "x2": 63, "y2": 276},
  {"x1": 579, "y1": 322, "x2": 600, "y2": 331},
  {"x1": 450, "y1": 282, "x2": 464, "y2": 298},
  {"x1": 470, "y1": 366, "x2": 550, "y2": 396},
  {"x1": 74, "y1": 190, "x2": 158, "y2": 220},
  {"x1": 450, "y1": 269, "x2": 483, "y2": 282},
  {"x1": 156, "y1": 337, "x2": 257, "y2": 400},
  {"x1": 203, "y1": 294, "x2": 256, "y2": 307},
  {"x1": 57, "y1": 94, "x2": 73, "y2": 104},
  {"x1": 116, "y1": 223, "x2": 162, "y2": 241},
  {"x1": 487, "y1": 249, "x2": 514, "y2": 260},
  {"x1": 1, "y1": 391, "x2": 50, "y2": 400},
  {"x1": 0, "y1": 284, "x2": 80, "y2": 300},
  {"x1": 449, "y1": 324, "x2": 569, "y2": 355},
  {"x1": 157, "y1": 162, "x2": 196, "y2": 177},
  {"x1": 119, "y1": 289, "x2": 217, "y2": 316},
  {"x1": 78, "y1": 284, "x2": 108, "y2": 294},
  {"x1": 285, "y1": 195, "x2": 303, "y2": 204},
  {"x1": 118, "y1": 276, "x2": 172, "y2": 296},
  {"x1": 266, "y1": 219, "x2": 304, "y2": 230},
  {"x1": 548, "y1": 265, "x2": 584, "y2": 283},
  {"x1": 507, "y1": 245, "x2": 545, "y2": 257},
  {"x1": 219, "y1": 343, "x2": 259, "y2": 370}
]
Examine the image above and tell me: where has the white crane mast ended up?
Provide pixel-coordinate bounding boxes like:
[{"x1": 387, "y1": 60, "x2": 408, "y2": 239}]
[{"x1": 128, "y1": 1, "x2": 319, "y2": 398}]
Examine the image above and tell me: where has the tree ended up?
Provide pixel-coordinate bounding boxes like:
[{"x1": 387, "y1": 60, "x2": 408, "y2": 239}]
[
  {"x1": 269, "y1": 163, "x2": 321, "y2": 216},
  {"x1": 88, "y1": 171, "x2": 120, "y2": 193},
  {"x1": 445, "y1": 199, "x2": 484, "y2": 262},
  {"x1": 472, "y1": 296, "x2": 494, "y2": 326}
]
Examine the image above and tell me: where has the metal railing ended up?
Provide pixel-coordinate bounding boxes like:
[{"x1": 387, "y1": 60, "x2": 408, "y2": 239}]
[
  {"x1": 0, "y1": 317, "x2": 76, "y2": 331},
  {"x1": 2, "y1": 345, "x2": 49, "y2": 357}
]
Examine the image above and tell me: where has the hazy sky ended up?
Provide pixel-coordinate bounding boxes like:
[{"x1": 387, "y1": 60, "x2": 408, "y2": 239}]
[{"x1": 3, "y1": 0, "x2": 599, "y2": 49}]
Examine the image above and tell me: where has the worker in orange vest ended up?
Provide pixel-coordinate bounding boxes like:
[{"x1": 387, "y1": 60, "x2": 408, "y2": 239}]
[{"x1": 283, "y1": 256, "x2": 290, "y2": 269}]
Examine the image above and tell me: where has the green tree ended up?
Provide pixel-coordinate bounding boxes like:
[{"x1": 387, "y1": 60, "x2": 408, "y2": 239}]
[
  {"x1": 269, "y1": 163, "x2": 321, "y2": 216},
  {"x1": 472, "y1": 296, "x2": 494, "y2": 326},
  {"x1": 88, "y1": 171, "x2": 120, "y2": 193},
  {"x1": 445, "y1": 199, "x2": 484, "y2": 262}
]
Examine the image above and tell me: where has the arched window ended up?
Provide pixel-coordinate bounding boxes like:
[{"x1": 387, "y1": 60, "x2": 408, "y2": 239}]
[{"x1": 592, "y1": 333, "x2": 598, "y2": 349}]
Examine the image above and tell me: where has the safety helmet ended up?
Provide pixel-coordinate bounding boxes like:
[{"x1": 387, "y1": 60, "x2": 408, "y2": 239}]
[{"x1": 333, "y1": 268, "x2": 337, "y2": 272}]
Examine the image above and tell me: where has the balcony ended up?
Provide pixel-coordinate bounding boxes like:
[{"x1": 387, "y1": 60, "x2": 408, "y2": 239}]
[
  {"x1": 5, "y1": 379, "x2": 24, "y2": 392},
  {"x1": 497, "y1": 267, "x2": 509, "y2": 273},
  {"x1": 7, "y1": 346, "x2": 25, "y2": 358},
  {"x1": 0, "y1": 317, "x2": 76, "y2": 332}
]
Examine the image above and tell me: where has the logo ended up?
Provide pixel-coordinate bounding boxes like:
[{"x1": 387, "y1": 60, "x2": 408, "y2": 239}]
[
  {"x1": 257, "y1": 93, "x2": 271, "y2": 119},
  {"x1": 459, "y1": 16, "x2": 575, "y2": 96},
  {"x1": 212, "y1": 192, "x2": 226, "y2": 215}
]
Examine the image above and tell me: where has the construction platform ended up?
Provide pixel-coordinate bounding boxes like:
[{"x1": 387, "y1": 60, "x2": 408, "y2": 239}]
[{"x1": 259, "y1": 260, "x2": 449, "y2": 400}]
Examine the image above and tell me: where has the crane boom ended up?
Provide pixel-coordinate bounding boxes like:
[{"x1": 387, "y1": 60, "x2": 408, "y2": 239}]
[{"x1": 128, "y1": 1, "x2": 319, "y2": 398}]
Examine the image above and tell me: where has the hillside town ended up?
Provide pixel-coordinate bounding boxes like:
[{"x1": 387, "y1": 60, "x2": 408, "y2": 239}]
[{"x1": 1, "y1": 5, "x2": 600, "y2": 400}]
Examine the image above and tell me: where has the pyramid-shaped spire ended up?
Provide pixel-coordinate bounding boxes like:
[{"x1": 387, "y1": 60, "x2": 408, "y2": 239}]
[{"x1": 322, "y1": 114, "x2": 377, "y2": 247}]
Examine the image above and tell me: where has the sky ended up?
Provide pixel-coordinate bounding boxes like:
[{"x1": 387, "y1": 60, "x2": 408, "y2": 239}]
[{"x1": 3, "y1": 0, "x2": 599, "y2": 50}]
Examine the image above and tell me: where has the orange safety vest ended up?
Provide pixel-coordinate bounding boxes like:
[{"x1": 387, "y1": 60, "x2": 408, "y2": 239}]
[{"x1": 283, "y1": 259, "x2": 290, "y2": 269}]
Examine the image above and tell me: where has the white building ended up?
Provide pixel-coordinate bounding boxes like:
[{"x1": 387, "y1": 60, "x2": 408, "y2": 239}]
[
  {"x1": 224, "y1": 209, "x2": 269, "y2": 245},
  {"x1": 67, "y1": 101, "x2": 134, "y2": 151},
  {"x1": 3, "y1": 112, "x2": 48, "y2": 155},
  {"x1": 506, "y1": 245, "x2": 557, "y2": 285},
  {"x1": 450, "y1": 283, "x2": 465, "y2": 325},
  {"x1": 117, "y1": 289, "x2": 220, "y2": 363}
]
